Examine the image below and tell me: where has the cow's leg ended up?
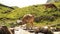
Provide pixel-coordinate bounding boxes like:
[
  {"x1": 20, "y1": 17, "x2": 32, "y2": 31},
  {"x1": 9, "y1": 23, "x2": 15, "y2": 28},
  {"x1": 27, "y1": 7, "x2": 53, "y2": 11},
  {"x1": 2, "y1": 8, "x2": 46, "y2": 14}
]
[
  {"x1": 26, "y1": 23, "x2": 30, "y2": 30},
  {"x1": 30, "y1": 22, "x2": 34, "y2": 30},
  {"x1": 26, "y1": 22, "x2": 33, "y2": 30}
]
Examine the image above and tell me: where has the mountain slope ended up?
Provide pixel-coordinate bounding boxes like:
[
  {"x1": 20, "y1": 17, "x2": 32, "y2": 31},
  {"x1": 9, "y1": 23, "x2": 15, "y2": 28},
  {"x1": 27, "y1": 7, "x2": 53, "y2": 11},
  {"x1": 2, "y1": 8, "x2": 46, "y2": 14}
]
[
  {"x1": 8, "y1": 2, "x2": 60, "y2": 27},
  {"x1": 0, "y1": 2, "x2": 60, "y2": 27},
  {"x1": 47, "y1": 0, "x2": 60, "y2": 3},
  {"x1": 0, "y1": 4, "x2": 14, "y2": 18}
]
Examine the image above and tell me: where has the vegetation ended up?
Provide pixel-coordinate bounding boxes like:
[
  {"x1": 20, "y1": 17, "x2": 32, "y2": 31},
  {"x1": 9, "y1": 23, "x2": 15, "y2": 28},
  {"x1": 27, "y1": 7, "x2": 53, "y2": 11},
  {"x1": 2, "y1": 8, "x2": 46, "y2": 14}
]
[{"x1": 0, "y1": 2, "x2": 60, "y2": 28}]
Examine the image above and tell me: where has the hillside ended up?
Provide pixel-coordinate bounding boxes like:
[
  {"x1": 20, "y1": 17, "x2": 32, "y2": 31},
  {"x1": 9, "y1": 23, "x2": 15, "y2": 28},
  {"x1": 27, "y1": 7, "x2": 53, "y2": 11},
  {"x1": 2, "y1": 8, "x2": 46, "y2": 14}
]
[
  {"x1": 0, "y1": 4, "x2": 15, "y2": 26},
  {"x1": 0, "y1": 2, "x2": 60, "y2": 27},
  {"x1": 0, "y1": 4, "x2": 14, "y2": 18},
  {"x1": 47, "y1": 0, "x2": 60, "y2": 3}
]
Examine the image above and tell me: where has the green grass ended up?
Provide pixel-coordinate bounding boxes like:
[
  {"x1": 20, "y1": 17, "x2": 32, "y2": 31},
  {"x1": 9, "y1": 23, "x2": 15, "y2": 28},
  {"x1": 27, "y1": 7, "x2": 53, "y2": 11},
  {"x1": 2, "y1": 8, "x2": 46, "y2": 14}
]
[{"x1": 0, "y1": 2, "x2": 60, "y2": 27}]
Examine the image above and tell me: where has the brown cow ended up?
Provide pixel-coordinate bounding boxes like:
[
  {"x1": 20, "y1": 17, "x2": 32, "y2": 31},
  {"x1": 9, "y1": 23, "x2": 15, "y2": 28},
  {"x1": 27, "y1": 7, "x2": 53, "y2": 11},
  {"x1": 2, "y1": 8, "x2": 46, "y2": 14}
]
[
  {"x1": 0, "y1": 26, "x2": 13, "y2": 34},
  {"x1": 17, "y1": 14, "x2": 34, "y2": 29},
  {"x1": 44, "y1": 3, "x2": 57, "y2": 10},
  {"x1": 22, "y1": 14, "x2": 34, "y2": 29}
]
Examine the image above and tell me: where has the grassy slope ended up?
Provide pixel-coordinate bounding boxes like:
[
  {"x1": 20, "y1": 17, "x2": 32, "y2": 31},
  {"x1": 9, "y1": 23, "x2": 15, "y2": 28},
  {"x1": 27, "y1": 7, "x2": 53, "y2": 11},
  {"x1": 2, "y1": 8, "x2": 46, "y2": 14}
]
[
  {"x1": 0, "y1": 4, "x2": 15, "y2": 26},
  {"x1": 0, "y1": 2, "x2": 60, "y2": 27},
  {"x1": 34, "y1": 2, "x2": 60, "y2": 27}
]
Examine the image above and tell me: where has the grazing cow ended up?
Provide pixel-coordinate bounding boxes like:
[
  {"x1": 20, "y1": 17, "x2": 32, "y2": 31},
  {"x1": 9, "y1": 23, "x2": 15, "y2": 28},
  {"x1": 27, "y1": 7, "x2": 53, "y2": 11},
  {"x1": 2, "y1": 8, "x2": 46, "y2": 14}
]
[
  {"x1": 44, "y1": 4, "x2": 57, "y2": 10},
  {"x1": 0, "y1": 26, "x2": 13, "y2": 34},
  {"x1": 17, "y1": 14, "x2": 34, "y2": 29},
  {"x1": 22, "y1": 14, "x2": 34, "y2": 29}
]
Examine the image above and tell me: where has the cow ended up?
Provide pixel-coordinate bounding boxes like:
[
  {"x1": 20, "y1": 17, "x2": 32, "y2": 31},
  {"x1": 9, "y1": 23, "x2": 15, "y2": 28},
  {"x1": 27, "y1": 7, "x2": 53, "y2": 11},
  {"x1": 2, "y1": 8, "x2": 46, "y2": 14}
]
[
  {"x1": 44, "y1": 3, "x2": 58, "y2": 10},
  {"x1": 0, "y1": 26, "x2": 13, "y2": 34},
  {"x1": 17, "y1": 14, "x2": 35, "y2": 30}
]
